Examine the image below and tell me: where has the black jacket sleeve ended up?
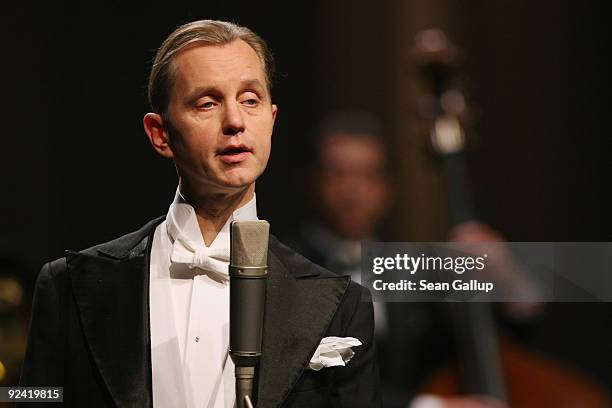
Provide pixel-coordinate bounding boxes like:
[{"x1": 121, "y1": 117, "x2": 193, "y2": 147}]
[{"x1": 20, "y1": 259, "x2": 67, "y2": 387}]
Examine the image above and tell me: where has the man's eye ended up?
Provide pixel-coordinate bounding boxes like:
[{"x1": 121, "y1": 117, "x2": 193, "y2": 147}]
[
  {"x1": 243, "y1": 98, "x2": 259, "y2": 106},
  {"x1": 197, "y1": 101, "x2": 215, "y2": 110}
]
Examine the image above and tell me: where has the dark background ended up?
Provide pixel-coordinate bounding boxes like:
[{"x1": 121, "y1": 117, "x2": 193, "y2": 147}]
[{"x1": 2, "y1": 0, "x2": 611, "y2": 394}]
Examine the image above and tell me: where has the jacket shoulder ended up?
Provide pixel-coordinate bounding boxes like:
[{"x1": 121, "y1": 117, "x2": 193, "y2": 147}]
[
  {"x1": 37, "y1": 216, "x2": 166, "y2": 282},
  {"x1": 270, "y1": 235, "x2": 370, "y2": 297},
  {"x1": 35, "y1": 257, "x2": 69, "y2": 284},
  {"x1": 71, "y1": 215, "x2": 165, "y2": 260},
  {"x1": 269, "y1": 234, "x2": 343, "y2": 279}
]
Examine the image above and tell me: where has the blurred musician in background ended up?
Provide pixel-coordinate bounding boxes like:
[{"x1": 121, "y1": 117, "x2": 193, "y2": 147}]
[{"x1": 288, "y1": 110, "x2": 535, "y2": 408}]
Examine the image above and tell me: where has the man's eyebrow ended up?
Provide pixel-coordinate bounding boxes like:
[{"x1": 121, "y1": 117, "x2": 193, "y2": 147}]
[{"x1": 241, "y1": 78, "x2": 265, "y2": 91}]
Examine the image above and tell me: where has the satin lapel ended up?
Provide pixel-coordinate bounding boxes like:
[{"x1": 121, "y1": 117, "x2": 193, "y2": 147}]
[
  {"x1": 67, "y1": 237, "x2": 152, "y2": 408},
  {"x1": 256, "y1": 248, "x2": 350, "y2": 408}
]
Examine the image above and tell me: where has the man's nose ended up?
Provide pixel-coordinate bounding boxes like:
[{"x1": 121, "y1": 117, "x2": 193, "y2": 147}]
[{"x1": 222, "y1": 102, "x2": 245, "y2": 136}]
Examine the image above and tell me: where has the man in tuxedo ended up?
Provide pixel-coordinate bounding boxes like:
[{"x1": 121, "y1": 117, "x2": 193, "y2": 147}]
[{"x1": 20, "y1": 20, "x2": 380, "y2": 407}]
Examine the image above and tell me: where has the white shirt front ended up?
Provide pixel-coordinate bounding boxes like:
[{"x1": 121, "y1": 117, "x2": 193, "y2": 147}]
[{"x1": 149, "y1": 189, "x2": 258, "y2": 408}]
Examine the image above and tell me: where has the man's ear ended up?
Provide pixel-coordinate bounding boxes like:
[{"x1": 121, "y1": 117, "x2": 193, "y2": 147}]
[
  {"x1": 143, "y1": 112, "x2": 174, "y2": 158},
  {"x1": 271, "y1": 104, "x2": 278, "y2": 123}
]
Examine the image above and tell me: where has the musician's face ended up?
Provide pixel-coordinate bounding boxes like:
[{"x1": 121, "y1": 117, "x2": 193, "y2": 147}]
[
  {"x1": 159, "y1": 40, "x2": 277, "y2": 194},
  {"x1": 317, "y1": 134, "x2": 392, "y2": 240}
]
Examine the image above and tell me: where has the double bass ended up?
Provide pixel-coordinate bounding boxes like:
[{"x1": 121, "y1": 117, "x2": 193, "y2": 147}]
[{"x1": 413, "y1": 28, "x2": 610, "y2": 408}]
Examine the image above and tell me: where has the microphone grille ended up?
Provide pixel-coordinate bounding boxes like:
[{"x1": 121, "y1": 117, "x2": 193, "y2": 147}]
[{"x1": 230, "y1": 220, "x2": 269, "y2": 267}]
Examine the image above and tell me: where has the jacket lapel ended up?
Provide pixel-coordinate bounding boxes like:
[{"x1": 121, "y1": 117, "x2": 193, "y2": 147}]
[
  {"x1": 256, "y1": 236, "x2": 350, "y2": 407},
  {"x1": 67, "y1": 216, "x2": 164, "y2": 408}
]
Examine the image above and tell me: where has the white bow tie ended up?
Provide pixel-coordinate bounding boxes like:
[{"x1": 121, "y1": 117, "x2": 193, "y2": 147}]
[{"x1": 170, "y1": 238, "x2": 230, "y2": 279}]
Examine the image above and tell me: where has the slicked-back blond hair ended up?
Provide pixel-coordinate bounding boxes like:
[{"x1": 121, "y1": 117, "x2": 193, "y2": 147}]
[{"x1": 147, "y1": 20, "x2": 274, "y2": 117}]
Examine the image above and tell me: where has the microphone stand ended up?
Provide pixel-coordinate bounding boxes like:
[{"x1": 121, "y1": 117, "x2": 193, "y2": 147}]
[{"x1": 235, "y1": 366, "x2": 256, "y2": 408}]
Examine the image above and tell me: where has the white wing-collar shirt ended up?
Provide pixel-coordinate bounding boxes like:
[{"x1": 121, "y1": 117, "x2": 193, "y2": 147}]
[{"x1": 150, "y1": 188, "x2": 258, "y2": 408}]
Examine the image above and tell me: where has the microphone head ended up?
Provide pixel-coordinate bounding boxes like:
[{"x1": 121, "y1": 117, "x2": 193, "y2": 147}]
[
  {"x1": 229, "y1": 220, "x2": 269, "y2": 367},
  {"x1": 230, "y1": 220, "x2": 269, "y2": 267}
]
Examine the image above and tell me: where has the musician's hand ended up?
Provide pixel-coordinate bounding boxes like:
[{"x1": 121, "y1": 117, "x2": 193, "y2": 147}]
[
  {"x1": 410, "y1": 394, "x2": 508, "y2": 408},
  {"x1": 448, "y1": 220, "x2": 543, "y2": 321}
]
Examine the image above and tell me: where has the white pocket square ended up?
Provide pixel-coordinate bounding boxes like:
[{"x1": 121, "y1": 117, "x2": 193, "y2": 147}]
[{"x1": 307, "y1": 336, "x2": 362, "y2": 371}]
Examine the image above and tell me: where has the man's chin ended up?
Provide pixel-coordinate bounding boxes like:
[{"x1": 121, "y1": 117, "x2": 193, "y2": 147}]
[
  {"x1": 217, "y1": 165, "x2": 264, "y2": 186},
  {"x1": 182, "y1": 166, "x2": 262, "y2": 194},
  {"x1": 218, "y1": 180, "x2": 255, "y2": 191},
  {"x1": 214, "y1": 173, "x2": 258, "y2": 191}
]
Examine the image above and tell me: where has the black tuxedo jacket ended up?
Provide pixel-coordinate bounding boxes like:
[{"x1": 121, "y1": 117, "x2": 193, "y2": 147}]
[{"x1": 20, "y1": 216, "x2": 381, "y2": 407}]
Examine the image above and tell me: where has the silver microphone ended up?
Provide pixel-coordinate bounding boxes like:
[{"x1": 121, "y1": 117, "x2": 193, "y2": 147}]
[{"x1": 229, "y1": 220, "x2": 269, "y2": 408}]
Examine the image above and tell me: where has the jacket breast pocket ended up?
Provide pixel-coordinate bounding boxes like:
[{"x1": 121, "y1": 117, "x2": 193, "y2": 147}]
[
  {"x1": 291, "y1": 368, "x2": 333, "y2": 392},
  {"x1": 284, "y1": 370, "x2": 333, "y2": 407}
]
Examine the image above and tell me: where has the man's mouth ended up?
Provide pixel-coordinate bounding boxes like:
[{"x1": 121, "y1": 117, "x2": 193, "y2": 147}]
[{"x1": 217, "y1": 144, "x2": 252, "y2": 164}]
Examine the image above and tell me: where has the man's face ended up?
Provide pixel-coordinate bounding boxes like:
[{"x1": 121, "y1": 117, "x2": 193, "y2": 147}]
[
  {"x1": 163, "y1": 39, "x2": 277, "y2": 194},
  {"x1": 317, "y1": 134, "x2": 392, "y2": 240}
]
